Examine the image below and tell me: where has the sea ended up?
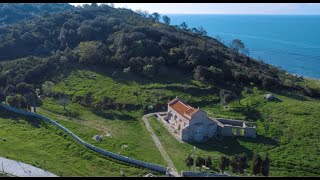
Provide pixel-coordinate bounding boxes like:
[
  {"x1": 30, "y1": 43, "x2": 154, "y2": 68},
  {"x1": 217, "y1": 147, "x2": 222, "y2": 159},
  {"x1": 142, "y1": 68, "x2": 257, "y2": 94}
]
[{"x1": 168, "y1": 15, "x2": 320, "y2": 79}]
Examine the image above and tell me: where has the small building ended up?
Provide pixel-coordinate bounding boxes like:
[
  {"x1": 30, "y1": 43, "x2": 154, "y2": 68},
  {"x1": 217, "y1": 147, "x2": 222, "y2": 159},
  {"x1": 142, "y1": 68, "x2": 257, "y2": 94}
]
[{"x1": 165, "y1": 97, "x2": 256, "y2": 142}]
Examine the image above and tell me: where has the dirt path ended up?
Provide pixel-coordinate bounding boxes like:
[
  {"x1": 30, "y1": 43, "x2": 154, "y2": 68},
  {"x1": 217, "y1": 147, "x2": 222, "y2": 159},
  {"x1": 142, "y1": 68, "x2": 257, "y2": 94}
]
[
  {"x1": 142, "y1": 113, "x2": 179, "y2": 177},
  {"x1": 0, "y1": 157, "x2": 57, "y2": 177}
]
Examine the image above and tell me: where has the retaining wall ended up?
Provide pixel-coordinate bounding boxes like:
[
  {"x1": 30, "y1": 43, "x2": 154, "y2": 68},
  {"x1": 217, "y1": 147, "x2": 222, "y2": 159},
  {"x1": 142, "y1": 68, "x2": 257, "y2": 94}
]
[{"x1": 0, "y1": 103, "x2": 167, "y2": 174}]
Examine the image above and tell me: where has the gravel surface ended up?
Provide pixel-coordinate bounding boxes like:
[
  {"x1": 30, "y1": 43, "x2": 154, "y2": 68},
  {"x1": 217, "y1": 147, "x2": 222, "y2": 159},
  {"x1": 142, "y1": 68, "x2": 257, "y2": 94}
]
[{"x1": 0, "y1": 157, "x2": 58, "y2": 177}]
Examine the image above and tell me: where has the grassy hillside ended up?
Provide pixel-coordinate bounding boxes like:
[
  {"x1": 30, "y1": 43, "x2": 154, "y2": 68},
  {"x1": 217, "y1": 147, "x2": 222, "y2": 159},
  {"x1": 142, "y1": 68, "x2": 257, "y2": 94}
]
[
  {"x1": 0, "y1": 106, "x2": 156, "y2": 177},
  {"x1": 44, "y1": 67, "x2": 320, "y2": 176},
  {"x1": 148, "y1": 87, "x2": 320, "y2": 176}
]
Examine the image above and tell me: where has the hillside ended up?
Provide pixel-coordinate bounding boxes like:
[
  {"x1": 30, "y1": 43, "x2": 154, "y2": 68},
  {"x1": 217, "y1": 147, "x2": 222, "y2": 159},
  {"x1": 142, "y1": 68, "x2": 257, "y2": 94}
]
[
  {"x1": 0, "y1": 106, "x2": 153, "y2": 176},
  {"x1": 0, "y1": 3, "x2": 74, "y2": 26},
  {"x1": 0, "y1": 3, "x2": 319, "y2": 177}
]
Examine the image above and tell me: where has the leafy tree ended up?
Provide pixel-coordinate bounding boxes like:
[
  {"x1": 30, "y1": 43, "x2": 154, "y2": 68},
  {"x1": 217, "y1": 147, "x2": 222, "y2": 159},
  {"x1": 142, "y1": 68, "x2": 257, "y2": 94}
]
[
  {"x1": 142, "y1": 64, "x2": 156, "y2": 78},
  {"x1": 57, "y1": 93, "x2": 71, "y2": 117},
  {"x1": 24, "y1": 92, "x2": 42, "y2": 113},
  {"x1": 261, "y1": 154, "x2": 270, "y2": 176},
  {"x1": 83, "y1": 92, "x2": 93, "y2": 107},
  {"x1": 252, "y1": 154, "x2": 263, "y2": 176},
  {"x1": 195, "y1": 156, "x2": 205, "y2": 172},
  {"x1": 4, "y1": 85, "x2": 17, "y2": 96},
  {"x1": 179, "y1": 22, "x2": 188, "y2": 30},
  {"x1": 205, "y1": 156, "x2": 213, "y2": 170},
  {"x1": 219, "y1": 155, "x2": 230, "y2": 174},
  {"x1": 16, "y1": 82, "x2": 34, "y2": 95},
  {"x1": 162, "y1": 15, "x2": 171, "y2": 25},
  {"x1": 78, "y1": 41, "x2": 107, "y2": 65},
  {"x1": 6, "y1": 94, "x2": 27, "y2": 109},
  {"x1": 185, "y1": 155, "x2": 194, "y2": 171},
  {"x1": 42, "y1": 81, "x2": 55, "y2": 96},
  {"x1": 150, "y1": 12, "x2": 160, "y2": 22},
  {"x1": 0, "y1": 88, "x2": 5, "y2": 103},
  {"x1": 230, "y1": 39, "x2": 245, "y2": 54},
  {"x1": 230, "y1": 153, "x2": 248, "y2": 174},
  {"x1": 219, "y1": 89, "x2": 238, "y2": 106}
]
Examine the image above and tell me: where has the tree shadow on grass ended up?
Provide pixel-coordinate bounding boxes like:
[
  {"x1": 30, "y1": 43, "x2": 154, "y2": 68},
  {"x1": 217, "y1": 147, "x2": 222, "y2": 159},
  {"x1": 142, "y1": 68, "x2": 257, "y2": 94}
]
[
  {"x1": 91, "y1": 109, "x2": 135, "y2": 121},
  {"x1": 275, "y1": 90, "x2": 308, "y2": 102},
  {"x1": 0, "y1": 107, "x2": 48, "y2": 128},
  {"x1": 237, "y1": 135, "x2": 279, "y2": 147},
  {"x1": 189, "y1": 137, "x2": 254, "y2": 158}
]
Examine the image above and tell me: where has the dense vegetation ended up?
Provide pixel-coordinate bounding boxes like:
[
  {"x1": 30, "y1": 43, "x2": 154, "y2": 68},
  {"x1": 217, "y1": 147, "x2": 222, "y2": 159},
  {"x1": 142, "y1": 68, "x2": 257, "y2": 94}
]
[
  {"x1": 0, "y1": 3, "x2": 74, "y2": 26},
  {"x1": 0, "y1": 3, "x2": 319, "y2": 103},
  {"x1": 0, "y1": 3, "x2": 319, "y2": 177}
]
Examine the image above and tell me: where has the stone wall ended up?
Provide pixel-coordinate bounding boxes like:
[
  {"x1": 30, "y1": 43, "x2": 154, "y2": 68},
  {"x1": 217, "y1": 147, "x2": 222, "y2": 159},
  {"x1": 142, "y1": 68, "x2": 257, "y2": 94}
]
[{"x1": 0, "y1": 103, "x2": 168, "y2": 174}]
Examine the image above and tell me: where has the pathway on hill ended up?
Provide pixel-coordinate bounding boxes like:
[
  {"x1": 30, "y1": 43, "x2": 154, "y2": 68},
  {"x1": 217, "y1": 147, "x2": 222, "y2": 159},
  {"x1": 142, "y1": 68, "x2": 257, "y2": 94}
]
[
  {"x1": 0, "y1": 157, "x2": 57, "y2": 177},
  {"x1": 142, "y1": 113, "x2": 179, "y2": 177}
]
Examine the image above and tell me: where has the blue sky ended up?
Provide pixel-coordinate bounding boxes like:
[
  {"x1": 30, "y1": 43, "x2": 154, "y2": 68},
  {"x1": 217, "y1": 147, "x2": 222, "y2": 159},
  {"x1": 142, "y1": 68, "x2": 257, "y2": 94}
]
[{"x1": 70, "y1": 3, "x2": 320, "y2": 15}]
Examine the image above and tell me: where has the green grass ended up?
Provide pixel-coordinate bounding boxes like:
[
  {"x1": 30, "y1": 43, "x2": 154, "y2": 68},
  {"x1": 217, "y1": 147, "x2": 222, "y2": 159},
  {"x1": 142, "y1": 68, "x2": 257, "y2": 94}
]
[
  {"x1": 0, "y1": 107, "x2": 158, "y2": 177},
  {"x1": 52, "y1": 66, "x2": 219, "y2": 108},
  {"x1": 38, "y1": 98, "x2": 166, "y2": 166},
  {"x1": 148, "y1": 86, "x2": 320, "y2": 176},
  {"x1": 41, "y1": 67, "x2": 320, "y2": 176}
]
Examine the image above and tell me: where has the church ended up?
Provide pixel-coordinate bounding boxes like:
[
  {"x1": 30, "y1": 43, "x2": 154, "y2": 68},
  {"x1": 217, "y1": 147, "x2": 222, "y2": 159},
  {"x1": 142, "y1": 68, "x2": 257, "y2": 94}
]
[{"x1": 165, "y1": 97, "x2": 256, "y2": 142}]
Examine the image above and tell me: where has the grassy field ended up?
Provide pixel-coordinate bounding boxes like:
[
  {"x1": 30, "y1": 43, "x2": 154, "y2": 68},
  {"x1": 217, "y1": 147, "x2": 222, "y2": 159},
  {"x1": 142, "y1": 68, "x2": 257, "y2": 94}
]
[
  {"x1": 38, "y1": 98, "x2": 166, "y2": 166},
  {"x1": 0, "y1": 107, "x2": 158, "y2": 177},
  {"x1": 148, "y1": 86, "x2": 320, "y2": 176},
  {"x1": 38, "y1": 67, "x2": 320, "y2": 176}
]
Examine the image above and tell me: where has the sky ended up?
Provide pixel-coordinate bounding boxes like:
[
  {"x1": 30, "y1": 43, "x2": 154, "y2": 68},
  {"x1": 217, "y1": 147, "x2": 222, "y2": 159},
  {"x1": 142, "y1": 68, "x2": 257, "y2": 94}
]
[{"x1": 69, "y1": 3, "x2": 320, "y2": 15}]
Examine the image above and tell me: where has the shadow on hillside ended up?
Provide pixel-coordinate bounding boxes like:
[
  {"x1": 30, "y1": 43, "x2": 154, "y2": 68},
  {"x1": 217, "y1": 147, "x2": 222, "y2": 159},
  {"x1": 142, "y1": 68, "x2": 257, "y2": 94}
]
[
  {"x1": 0, "y1": 107, "x2": 48, "y2": 128},
  {"x1": 231, "y1": 106, "x2": 263, "y2": 121},
  {"x1": 188, "y1": 137, "x2": 254, "y2": 158},
  {"x1": 276, "y1": 90, "x2": 308, "y2": 101},
  {"x1": 238, "y1": 135, "x2": 279, "y2": 146},
  {"x1": 87, "y1": 65, "x2": 195, "y2": 86},
  {"x1": 91, "y1": 109, "x2": 135, "y2": 121}
]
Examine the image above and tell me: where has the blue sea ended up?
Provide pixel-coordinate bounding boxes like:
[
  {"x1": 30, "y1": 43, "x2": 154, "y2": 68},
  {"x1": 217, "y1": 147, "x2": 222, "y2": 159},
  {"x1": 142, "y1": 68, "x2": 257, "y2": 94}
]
[{"x1": 168, "y1": 15, "x2": 320, "y2": 79}]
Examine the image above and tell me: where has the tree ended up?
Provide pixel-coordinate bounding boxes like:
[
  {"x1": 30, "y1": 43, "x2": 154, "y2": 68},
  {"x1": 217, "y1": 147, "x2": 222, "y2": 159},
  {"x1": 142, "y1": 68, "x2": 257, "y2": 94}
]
[
  {"x1": 151, "y1": 12, "x2": 160, "y2": 22},
  {"x1": 179, "y1": 22, "x2": 188, "y2": 30},
  {"x1": 6, "y1": 95, "x2": 27, "y2": 109},
  {"x1": 219, "y1": 155, "x2": 230, "y2": 174},
  {"x1": 205, "y1": 156, "x2": 213, "y2": 170},
  {"x1": 230, "y1": 153, "x2": 248, "y2": 174},
  {"x1": 162, "y1": 15, "x2": 171, "y2": 25},
  {"x1": 83, "y1": 92, "x2": 93, "y2": 107},
  {"x1": 198, "y1": 26, "x2": 207, "y2": 36},
  {"x1": 24, "y1": 92, "x2": 42, "y2": 113},
  {"x1": 142, "y1": 64, "x2": 156, "y2": 78},
  {"x1": 0, "y1": 88, "x2": 5, "y2": 103},
  {"x1": 4, "y1": 85, "x2": 17, "y2": 96},
  {"x1": 16, "y1": 82, "x2": 34, "y2": 95},
  {"x1": 78, "y1": 41, "x2": 107, "y2": 65},
  {"x1": 196, "y1": 157, "x2": 205, "y2": 172},
  {"x1": 57, "y1": 93, "x2": 71, "y2": 117},
  {"x1": 230, "y1": 39, "x2": 245, "y2": 54},
  {"x1": 261, "y1": 154, "x2": 270, "y2": 177},
  {"x1": 252, "y1": 154, "x2": 263, "y2": 176},
  {"x1": 185, "y1": 155, "x2": 194, "y2": 171},
  {"x1": 42, "y1": 81, "x2": 55, "y2": 96}
]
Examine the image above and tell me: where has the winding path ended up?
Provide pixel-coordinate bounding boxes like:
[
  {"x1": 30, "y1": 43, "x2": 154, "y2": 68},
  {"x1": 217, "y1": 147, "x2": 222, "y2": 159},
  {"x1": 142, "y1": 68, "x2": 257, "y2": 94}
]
[
  {"x1": 142, "y1": 113, "x2": 179, "y2": 177},
  {"x1": 0, "y1": 157, "x2": 57, "y2": 177}
]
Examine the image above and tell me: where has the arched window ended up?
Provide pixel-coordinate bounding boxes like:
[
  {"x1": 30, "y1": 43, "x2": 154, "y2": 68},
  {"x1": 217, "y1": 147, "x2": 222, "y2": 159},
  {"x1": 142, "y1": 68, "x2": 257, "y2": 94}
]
[{"x1": 174, "y1": 115, "x2": 177, "y2": 121}]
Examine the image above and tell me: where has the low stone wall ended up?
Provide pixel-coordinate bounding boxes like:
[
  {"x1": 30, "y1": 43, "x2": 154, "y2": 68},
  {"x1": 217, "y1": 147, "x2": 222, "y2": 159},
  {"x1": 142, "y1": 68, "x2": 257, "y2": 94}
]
[
  {"x1": 0, "y1": 103, "x2": 167, "y2": 174},
  {"x1": 181, "y1": 171, "x2": 229, "y2": 177}
]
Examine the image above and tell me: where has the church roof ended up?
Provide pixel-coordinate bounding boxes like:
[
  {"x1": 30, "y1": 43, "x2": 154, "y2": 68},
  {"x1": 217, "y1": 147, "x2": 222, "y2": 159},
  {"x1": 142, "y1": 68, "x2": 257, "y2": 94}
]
[{"x1": 168, "y1": 98, "x2": 198, "y2": 119}]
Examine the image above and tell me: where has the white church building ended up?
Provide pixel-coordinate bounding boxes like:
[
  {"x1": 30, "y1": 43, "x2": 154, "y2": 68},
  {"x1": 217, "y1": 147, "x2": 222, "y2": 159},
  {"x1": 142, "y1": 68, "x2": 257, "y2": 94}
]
[{"x1": 165, "y1": 97, "x2": 256, "y2": 142}]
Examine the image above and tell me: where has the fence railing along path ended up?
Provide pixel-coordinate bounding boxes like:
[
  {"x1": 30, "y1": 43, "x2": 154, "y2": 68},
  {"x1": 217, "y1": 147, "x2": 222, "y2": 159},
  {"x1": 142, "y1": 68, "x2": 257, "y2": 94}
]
[{"x1": 0, "y1": 103, "x2": 168, "y2": 174}]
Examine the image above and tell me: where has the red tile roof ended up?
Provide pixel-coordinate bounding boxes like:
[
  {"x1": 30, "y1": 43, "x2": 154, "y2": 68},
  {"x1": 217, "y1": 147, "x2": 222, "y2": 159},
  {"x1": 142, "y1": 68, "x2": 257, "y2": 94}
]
[{"x1": 169, "y1": 100, "x2": 197, "y2": 120}]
